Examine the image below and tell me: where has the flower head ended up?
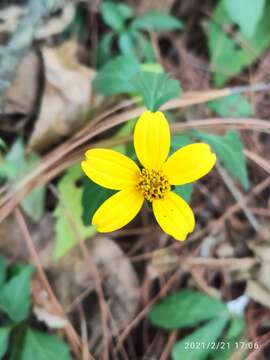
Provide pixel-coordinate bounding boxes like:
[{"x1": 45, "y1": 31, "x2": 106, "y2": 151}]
[{"x1": 81, "y1": 111, "x2": 216, "y2": 240}]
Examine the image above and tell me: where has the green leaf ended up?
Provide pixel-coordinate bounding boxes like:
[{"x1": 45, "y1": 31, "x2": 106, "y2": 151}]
[
  {"x1": 21, "y1": 185, "x2": 45, "y2": 223},
  {"x1": 97, "y1": 32, "x2": 114, "y2": 67},
  {"x1": 0, "y1": 326, "x2": 11, "y2": 359},
  {"x1": 171, "y1": 134, "x2": 193, "y2": 152},
  {"x1": 224, "y1": 0, "x2": 265, "y2": 38},
  {"x1": 149, "y1": 289, "x2": 229, "y2": 330},
  {"x1": 53, "y1": 165, "x2": 95, "y2": 259},
  {"x1": 101, "y1": 2, "x2": 133, "y2": 31},
  {"x1": 82, "y1": 176, "x2": 114, "y2": 226},
  {"x1": 208, "y1": 317, "x2": 246, "y2": 360},
  {"x1": 118, "y1": 31, "x2": 137, "y2": 57},
  {"x1": 140, "y1": 62, "x2": 163, "y2": 74},
  {"x1": 208, "y1": 94, "x2": 252, "y2": 118},
  {"x1": 174, "y1": 184, "x2": 193, "y2": 203},
  {"x1": 172, "y1": 317, "x2": 228, "y2": 360},
  {"x1": 0, "y1": 139, "x2": 45, "y2": 222},
  {"x1": 226, "y1": 316, "x2": 245, "y2": 340},
  {"x1": 207, "y1": 0, "x2": 270, "y2": 86},
  {"x1": 8, "y1": 326, "x2": 25, "y2": 360},
  {"x1": 133, "y1": 32, "x2": 155, "y2": 61},
  {"x1": 21, "y1": 328, "x2": 72, "y2": 360},
  {"x1": 209, "y1": 343, "x2": 239, "y2": 360},
  {"x1": 93, "y1": 55, "x2": 140, "y2": 95},
  {"x1": 0, "y1": 256, "x2": 7, "y2": 288},
  {"x1": 194, "y1": 130, "x2": 249, "y2": 190},
  {"x1": 0, "y1": 138, "x2": 6, "y2": 151},
  {"x1": 131, "y1": 71, "x2": 181, "y2": 111},
  {"x1": 20, "y1": 154, "x2": 45, "y2": 222},
  {"x1": 0, "y1": 138, "x2": 24, "y2": 179},
  {"x1": 119, "y1": 29, "x2": 156, "y2": 61},
  {"x1": 20, "y1": 153, "x2": 45, "y2": 222},
  {"x1": 131, "y1": 11, "x2": 183, "y2": 32},
  {"x1": 0, "y1": 265, "x2": 34, "y2": 322}
]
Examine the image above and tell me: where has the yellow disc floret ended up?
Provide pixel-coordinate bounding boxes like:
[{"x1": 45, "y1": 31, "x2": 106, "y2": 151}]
[{"x1": 136, "y1": 168, "x2": 170, "y2": 202}]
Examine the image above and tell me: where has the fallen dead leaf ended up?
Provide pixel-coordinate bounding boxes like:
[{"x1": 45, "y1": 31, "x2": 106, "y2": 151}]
[
  {"x1": 0, "y1": 1, "x2": 75, "y2": 39},
  {"x1": 0, "y1": 212, "x2": 54, "y2": 261},
  {"x1": 4, "y1": 50, "x2": 41, "y2": 116},
  {"x1": 51, "y1": 236, "x2": 139, "y2": 347},
  {"x1": 28, "y1": 41, "x2": 97, "y2": 151},
  {"x1": 147, "y1": 247, "x2": 179, "y2": 280},
  {"x1": 246, "y1": 280, "x2": 270, "y2": 309},
  {"x1": 33, "y1": 305, "x2": 68, "y2": 329},
  {"x1": 246, "y1": 226, "x2": 270, "y2": 307},
  {"x1": 89, "y1": 236, "x2": 139, "y2": 337}
]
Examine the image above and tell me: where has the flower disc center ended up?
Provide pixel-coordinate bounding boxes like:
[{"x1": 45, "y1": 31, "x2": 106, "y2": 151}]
[{"x1": 136, "y1": 168, "x2": 170, "y2": 202}]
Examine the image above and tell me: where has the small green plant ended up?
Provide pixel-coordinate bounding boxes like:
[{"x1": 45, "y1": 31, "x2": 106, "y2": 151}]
[
  {"x1": 207, "y1": 0, "x2": 270, "y2": 86},
  {"x1": 97, "y1": 1, "x2": 183, "y2": 66},
  {"x1": 148, "y1": 289, "x2": 246, "y2": 360},
  {"x1": 0, "y1": 257, "x2": 72, "y2": 359},
  {"x1": 79, "y1": 63, "x2": 250, "y2": 246}
]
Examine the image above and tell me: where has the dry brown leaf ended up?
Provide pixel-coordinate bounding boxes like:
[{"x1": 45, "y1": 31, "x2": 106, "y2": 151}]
[
  {"x1": 0, "y1": 1, "x2": 75, "y2": 39},
  {"x1": 51, "y1": 236, "x2": 139, "y2": 344},
  {"x1": 28, "y1": 41, "x2": 97, "y2": 151},
  {"x1": 33, "y1": 306, "x2": 68, "y2": 329},
  {"x1": 88, "y1": 236, "x2": 139, "y2": 337},
  {"x1": 0, "y1": 212, "x2": 54, "y2": 260},
  {"x1": 246, "y1": 280, "x2": 270, "y2": 308},
  {"x1": 147, "y1": 248, "x2": 179, "y2": 280},
  {"x1": 4, "y1": 50, "x2": 41, "y2": 115},
  {"x1": 246, "y1": 228, "x2": 270, "y2": 307}
]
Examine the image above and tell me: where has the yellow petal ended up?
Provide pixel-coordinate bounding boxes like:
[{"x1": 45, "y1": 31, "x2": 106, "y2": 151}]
[
  {"x1": 134, "y1": 111, "x2": 170, "y2": 170},
  {"x1": 153, "y1": 191, "x2": 195, "y2": 241},
  {"x1": 81, "y1": 149, "x2": 140, "y2": 190},
  {"x1": 163, "y1": 143, "x2": 216, "y2": 185},
  {"x1": 92, "y1": 189, "x2": 144, "y2": 232}
]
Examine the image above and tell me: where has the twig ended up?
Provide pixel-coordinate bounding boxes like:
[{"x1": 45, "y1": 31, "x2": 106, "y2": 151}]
[
  {"x1": 14, "y1": 208, "x2": 86, "y2": 359},
  {"x1": 160, "y1": 331, "x2": 177, "y2": 360},
  {"x1": 189, "y1": 268, "x2": 220, "y2": 298},
  {"x1": 114, "y1": 270, "x2": 181, "y2": 353},
  {"x1": 49, "y1": 184, "x2": 110, "y2": 360},
  {"x1": 216, "y1": 163, "x2": 260, "y2": 232},
  {"x1": 78, "y1": 305, "x2": 91, "y2": 360},
  {"x1": 184, "y1": 257, "x2": 257, "y2": 270},
  {"x1": 77, "y1": 240, "x2": 110, "y2": 360},
  {"x1": 244, "y1": 149, "x2": 270, "y2": 174},
  {"x1": 210, "y1": 176, "x2": 270, "y2": 233}
]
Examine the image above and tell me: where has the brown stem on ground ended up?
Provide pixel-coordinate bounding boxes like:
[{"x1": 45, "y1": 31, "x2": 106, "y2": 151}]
[{"x1": 14, "y1": 208, "x2": 93, "y2": 360}]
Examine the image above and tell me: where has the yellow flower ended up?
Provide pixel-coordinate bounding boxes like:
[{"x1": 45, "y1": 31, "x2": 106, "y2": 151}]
[{"x1": 81, "y1": 111, "x2": 216, "y2": 240}]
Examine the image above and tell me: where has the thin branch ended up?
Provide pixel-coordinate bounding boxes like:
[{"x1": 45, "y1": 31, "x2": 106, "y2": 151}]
[
  {"x1": 216, "y1": 163, "x2": 260, "y2": 232},
  {"x1": 14, "y1": 208, "x2": 90, "y2": 359}
]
